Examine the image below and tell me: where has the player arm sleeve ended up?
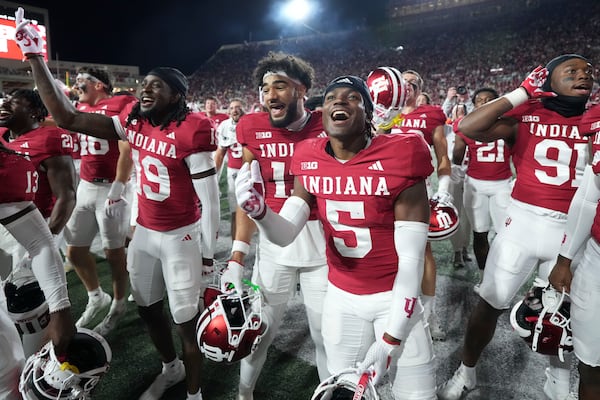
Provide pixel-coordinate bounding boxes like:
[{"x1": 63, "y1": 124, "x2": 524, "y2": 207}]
[
  {"x1": 386, "y1": 220, "x2": 428, "y2": 340},
  {"x1": 187, "y1": 152, "x2": 220, "y2": 259},
  {"x1": 253, "y1": 196, "x2": 310, "y2": 246},
  {"x1": 560, "y1": 164, "x2": 600, "y2": 259},
  {"x1": 111, "y1": 115, "x2": 127, "y2": 140}
]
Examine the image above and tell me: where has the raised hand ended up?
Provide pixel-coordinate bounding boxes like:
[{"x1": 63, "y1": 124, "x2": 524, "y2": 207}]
[
  {"x1": 235, "y1": 160, "x2": 266, "y2": 219},
  {"x1": 520, "y1": 65, "x2": 557, "y2": 99},
  {"x1": 14, "y1": 7, "x2": 44, "y2": 58}
]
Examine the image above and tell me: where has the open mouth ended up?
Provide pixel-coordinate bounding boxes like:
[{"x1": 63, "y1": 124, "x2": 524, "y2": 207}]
[{"x1": 331, "y1": 110, "x2": 349, "y2": 121}]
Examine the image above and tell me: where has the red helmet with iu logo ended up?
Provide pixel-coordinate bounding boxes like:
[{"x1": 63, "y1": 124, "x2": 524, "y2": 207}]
[
  {"x1": 367, "y1": 66, "x2": 407, "y2": 129},
  {"x1": 428, "y1": 199, "x2": 459, "y2": 241}
]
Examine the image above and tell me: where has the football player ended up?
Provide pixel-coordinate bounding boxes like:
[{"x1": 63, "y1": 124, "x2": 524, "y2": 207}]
[
  {"x1": 0, "y1": 143, "x2": 75, "y2": 398},
  {"x1": 214, "y1": 98, "x2": 246, "y2": 239},
  {"x1": 0, "y1": 88, "x2": 77, "y2": 356},
  {"x1": 200, "y1": 95, "x2": 229, "y2": 128},
  {"x1": 548, "y1": 104, "x2": 600, "y2": 400},
  {"x1": 452, "y1": 87, "x2": 512, "y2": 285},
  {"x1": 219, "y1": 52, "x2": 329, "y2": 399},
  {"x1": 438, "y1": 54, "x2": 594, "y2": 400},
  {"x1": 235, "y1": 75, "x2": 437, "y2": 399},
  {"x1": 65, "y1": 67, "x2": 136, "y2": 337},
  {"x1": 381, "y1": 68, "x2": 452, "y2": 341},
  {"x1": 15, "y1": 10, "x2": 220, "y2": 400}
]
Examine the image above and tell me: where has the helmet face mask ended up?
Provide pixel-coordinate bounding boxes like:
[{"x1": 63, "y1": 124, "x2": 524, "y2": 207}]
[
  {"x1": 19, "y1": 328, "x2": 112, "y2": 400},
  {"x1": 197, "y1": 282, "x2": 266, "y2": 363},
  {"x1": 367, "y1": 67, "x2": 407, "y2": 129},
  {"x1": 311, "y1": 368, "x2": 379, "y2": 400},
  {"x1": 510, "y1": 279, "x2": 573, "y2": 362},
  {"x1": 428, "y1": 199, "x2": 460, "y2": 241}
]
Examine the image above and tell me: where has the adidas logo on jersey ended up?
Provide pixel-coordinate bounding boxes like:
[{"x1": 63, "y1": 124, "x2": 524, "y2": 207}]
[
  {"x1": 166, "y1": 132, "x2": 176, "y2": 139},
  {"x1": 182, "y1": 234, "x2": 193, "y2": 241},
  {"x1": 368, "y1": 160, "x2": 384, "y2": 171},
  {"x1": 20, "y1": 142, "x2": 29, "y2": 148}
]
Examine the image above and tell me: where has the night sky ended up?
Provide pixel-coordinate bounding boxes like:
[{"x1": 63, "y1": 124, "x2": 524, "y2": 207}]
[{"x1": 19, "y1": 0, "x2": 387, "y2": 75}]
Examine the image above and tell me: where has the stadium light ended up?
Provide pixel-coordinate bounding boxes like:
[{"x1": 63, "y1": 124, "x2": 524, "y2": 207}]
[{"x1": 281, "y1": 0, "x2": 321, "y2": 34}]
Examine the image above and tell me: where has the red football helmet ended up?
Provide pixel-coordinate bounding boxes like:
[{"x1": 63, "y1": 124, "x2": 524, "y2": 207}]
[
  {"x1": 367, "y1": 66, "x2": 407, "y2": 129},
  {"x1": 196, "y1": 282, "x2": 266, "y2": 363},
  {"x1": 311, "y1": 367, "x2": 379, "y2": 400},
  {"x1": 510, "y1": 278, "x2": 573, "y2": 362},
  {"x1": 428, "y1": 199, "x2": 459, "y2": 241}
]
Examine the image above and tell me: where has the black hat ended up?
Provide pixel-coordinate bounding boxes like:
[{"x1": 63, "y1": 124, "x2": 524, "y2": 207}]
[
  {"x1": 324, "y1": 75, "x2": 374, "y2": 118},
  {"x1": 147, "y1": 67, "x2": 188, "y2": 96}
]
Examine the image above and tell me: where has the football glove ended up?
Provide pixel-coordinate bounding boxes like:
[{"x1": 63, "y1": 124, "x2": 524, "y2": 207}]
[
  {"x1": 220, "y1": 260, "x2": 244, "y2": 294},
  {"x1": 357, "y1": 338, "x2": 400, "y2": 385},
  {"x1": 520, "y1": 65, "x2": 557, "y2": 99},
  {"x1": 235, "y1": 160, "x2": 266, "y2": 219},
  {"x1": 14, "y1": 7, "x2": 44, "y2": 58},
  {"x1": 104, "y1": 181, "x2": 128, "y2": 219},
  {"x1": 431, "y1": 190, "x2": 453, "y2": 205}
]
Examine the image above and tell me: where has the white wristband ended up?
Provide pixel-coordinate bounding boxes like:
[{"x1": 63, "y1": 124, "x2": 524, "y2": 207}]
[
  {"x1": 107, "y1": 181, "x2": 126, "y2": 200},
  {"x1": 503, "y1": 87, "x2": 529, "y2": 108},
  {"x1": 231, "y1": 240, "x2": 250, "y2": 256}
]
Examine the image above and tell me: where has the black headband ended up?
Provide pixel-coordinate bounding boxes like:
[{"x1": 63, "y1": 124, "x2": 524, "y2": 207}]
[{"x1": 147, "y1": 67, "x2": 188, "y2": 96}]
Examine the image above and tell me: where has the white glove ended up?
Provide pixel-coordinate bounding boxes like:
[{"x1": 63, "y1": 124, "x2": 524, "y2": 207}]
[
  {"x1": 235, "y1": 160, "x2": 266, "y2": 219},
  {"x1": 450, "y1": 164, "x2": 465, "y2": 183},
  {"x1": 14, "y1": 8, "x2": 44, "y2": 58},
  {"x1": 432, "y1": 190, "x2": 454, "y2": 205},
  {"x1": 104, "y1": 181, "x2": 128, "y2": 219},
  {"x1": 357, "y1": 338, "x2": 400, "y2": 385},
  {"x1": 220, "y1": 260, "x2": 244, "y2": 293}
]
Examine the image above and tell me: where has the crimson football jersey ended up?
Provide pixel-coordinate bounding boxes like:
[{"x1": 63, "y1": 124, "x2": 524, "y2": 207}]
[
  {"x1": 217, "y1": 118, "x2": 243, "y2": 170},
  {"x1": 390, "y1": 104, "x2": 446, "y2": 145},
  {"x1": 455, "y1": 131, "x2": 512, "y2": 181},
  {"x1": 77, "y1": 95, "x2": 136, "y2": 183},
  {"x1": 201, "y1": 112, "x2": 229, "y2": 128},
  {"x1": 506, "y1": 101, "x2": 588, "y2": 213},
  {"x1": 115, "y1": 103, "x2": 217, "y2": 231},
  {"x1": 578, "y1": 104, "x2": 600, "y2": 242},
  {"x1": 236, "y1": 111, "x2": 325, "y2": 214},
  {"x1": 0, "y1": 150, "x2": 37, "y2": 203},
  {"x1": 1, "y1": 126, "x2": 73, "y2": 218},
  {"x1": 291, "y1": 134, "x2": 434, "y2": 295}
]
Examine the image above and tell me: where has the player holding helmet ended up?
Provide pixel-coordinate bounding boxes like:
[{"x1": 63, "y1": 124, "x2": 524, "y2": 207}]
[
  {"x1": 546, "y1": 103, "x2": 600, "y2": 399},
  {"x1": 235, "y1": 75, "x2": 437, "y2": 399},
  {"x1": 438, "y1": 54, "x2": 594, "y2": 400},
  {"x1": 15, "y1": 9, "x2": 220, "y2": 400},
  {"x1": 368, "y1": 67, "x2": 451, "y2": 341},
  {"x1": 219, "y1": 51, "x2": 329, "y2": 399},
  {"x1": 0, "y1": 143, "x2": 75, "y2": 399}
]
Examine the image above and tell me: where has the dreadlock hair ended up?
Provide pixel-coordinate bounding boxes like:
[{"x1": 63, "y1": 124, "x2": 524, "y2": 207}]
[
  {"x1": 125, "y1": 95, "x2": 190, "y2": 132},
  {"x1": 253, "y1": 52, "x2": 315, "y2": 90},
  {"x1": 77, "y1": 66, "x2": 114, "y2": 94},
  {"x1": 9, "y1": 89, "x2": 48, "y2": 122}
]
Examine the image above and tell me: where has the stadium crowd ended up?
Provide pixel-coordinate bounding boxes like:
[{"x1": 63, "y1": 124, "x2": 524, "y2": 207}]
[{"x1": 189, "y1": 0, "x2": 600, "y2": 110}]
